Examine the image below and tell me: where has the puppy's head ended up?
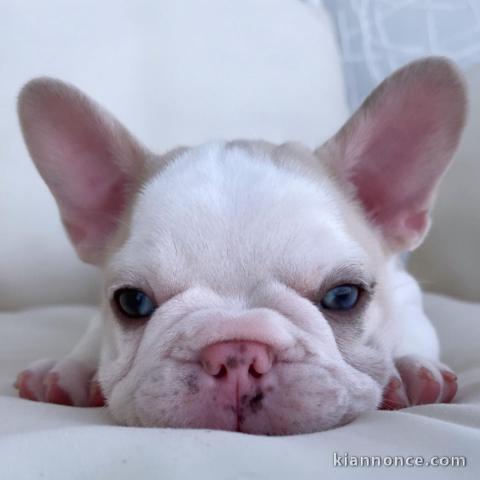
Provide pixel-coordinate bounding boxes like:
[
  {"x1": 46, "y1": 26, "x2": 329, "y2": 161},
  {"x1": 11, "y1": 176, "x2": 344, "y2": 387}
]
[{"x1": 18, "y1": 58, "x2": 466, "y2": 434}]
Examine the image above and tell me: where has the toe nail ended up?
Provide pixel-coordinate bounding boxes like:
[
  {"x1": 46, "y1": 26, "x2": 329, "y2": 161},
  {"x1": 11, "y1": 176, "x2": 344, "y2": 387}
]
[
  {"x1": 14, "y1": 371, "x2": 28, "y2": 390},
  {"x1": 46, "y1": 382, "x2": 73, "y2": 406},
  {"x1": 43, "y1": 372, "x2": 59, "y2": 388},
  {"x1": 441, "y1": 370, "x2": 457, "y2": 382},
  {"x1": 89, "y1": 381, "x2": 106, "y2": 407},
  {"x1": 418, "y1": 367, "x2": 435, "y2": 381},
  {"x1": 390, "y1": 377, "x2": 402, "y2": 390}
]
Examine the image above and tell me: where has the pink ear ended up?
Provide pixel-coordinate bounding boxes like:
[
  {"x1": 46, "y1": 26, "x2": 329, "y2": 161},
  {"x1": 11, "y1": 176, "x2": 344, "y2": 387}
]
[
  {"x1": 318, "y1": 57, "x2": 467, "y2": 252},
  {"x1": 18, "y1": 78, "x2": 148, "y2": 264}
]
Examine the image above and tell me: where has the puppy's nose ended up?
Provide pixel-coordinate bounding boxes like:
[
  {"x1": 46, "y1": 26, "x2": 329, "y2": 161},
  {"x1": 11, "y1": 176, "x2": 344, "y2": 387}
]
[{"x1": 200, "y1": 341, "x2": 273, "y2": 380}]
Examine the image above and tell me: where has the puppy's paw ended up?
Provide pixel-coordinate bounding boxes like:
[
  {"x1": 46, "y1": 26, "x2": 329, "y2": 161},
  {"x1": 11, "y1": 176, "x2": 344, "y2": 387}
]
[
  {"x1": 14, "y1": 358, "x2": 105, "y2": 407},
  {"x1": 380, "y1": 355, "x2": 457, "y2": 410}
]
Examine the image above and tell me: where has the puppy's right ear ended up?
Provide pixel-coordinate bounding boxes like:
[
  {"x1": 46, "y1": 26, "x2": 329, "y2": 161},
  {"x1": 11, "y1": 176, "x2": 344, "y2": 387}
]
[
  {"x1": 18, "y1": 78, "x2": 149, "y2": 264},
  {"x1": 316, "y1": 57, "x2": 466, "y2": 253}
]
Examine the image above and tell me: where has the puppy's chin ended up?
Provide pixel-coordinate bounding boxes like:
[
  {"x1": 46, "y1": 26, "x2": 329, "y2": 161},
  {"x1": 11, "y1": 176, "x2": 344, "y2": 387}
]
[{"x1": 102, "y1": 353, "x2": 384, "y2": 435}]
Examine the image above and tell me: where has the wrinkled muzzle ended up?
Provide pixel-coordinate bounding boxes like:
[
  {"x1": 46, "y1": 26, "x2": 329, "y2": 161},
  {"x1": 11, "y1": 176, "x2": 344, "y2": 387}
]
[{"x1": 102, "y1": 303, "x2": 384, "y2": 435}]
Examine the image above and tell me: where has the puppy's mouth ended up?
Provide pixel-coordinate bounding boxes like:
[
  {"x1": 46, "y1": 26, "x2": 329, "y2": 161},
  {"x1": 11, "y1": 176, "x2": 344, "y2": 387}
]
[{"x1": 108, "y1": 335, "x2": 384, "y2": 434}]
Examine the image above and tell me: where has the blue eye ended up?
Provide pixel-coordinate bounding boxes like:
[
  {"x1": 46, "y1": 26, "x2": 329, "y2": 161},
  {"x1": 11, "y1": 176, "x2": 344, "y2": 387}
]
[
  {"x1": 114, "y1": 288, "x2": 156, "y2": 318},
  {"x1": 321, "y1": 284, "x2": 360, "y2": 311}
]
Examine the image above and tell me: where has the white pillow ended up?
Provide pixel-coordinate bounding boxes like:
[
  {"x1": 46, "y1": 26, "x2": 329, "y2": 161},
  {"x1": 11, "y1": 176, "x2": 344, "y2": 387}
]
[
  {"x1": 0, "y1": 0, "x2": 348, "y2": 309},
  {"x1": 410, "y1": 64, "x2": 480, "y2": 302}
]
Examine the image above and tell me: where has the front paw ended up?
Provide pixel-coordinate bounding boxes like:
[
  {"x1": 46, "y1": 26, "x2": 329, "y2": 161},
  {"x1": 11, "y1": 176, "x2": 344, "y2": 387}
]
[
  {"x1": 14, "y1": 358, "x2": 105, "y2": 407},
  {"x1": 380, "y1": 355, "x2": 457, "y2": 410}
]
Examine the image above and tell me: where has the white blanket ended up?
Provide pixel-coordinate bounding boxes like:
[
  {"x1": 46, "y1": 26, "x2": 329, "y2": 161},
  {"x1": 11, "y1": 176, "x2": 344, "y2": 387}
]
[{"x1": 0, "y1": 293, "x2": 479, "y2": 479}]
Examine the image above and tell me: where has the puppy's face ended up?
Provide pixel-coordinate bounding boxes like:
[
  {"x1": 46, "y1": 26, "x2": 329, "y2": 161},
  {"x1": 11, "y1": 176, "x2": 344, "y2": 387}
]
[
  {"x1": 102, "y1": 142, "x2": 390, "y2": 433},
  {"x1": 18, "y1": 58, "x2": 466, "y2": 434}
]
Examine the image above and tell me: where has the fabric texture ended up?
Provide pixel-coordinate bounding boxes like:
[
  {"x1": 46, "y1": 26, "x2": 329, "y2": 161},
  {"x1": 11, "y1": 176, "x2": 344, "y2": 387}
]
[
  {"x1": 1, "y1": 293, "x2": 479, "y2": 479},
  {"x1": 322, "y1": 0, "x2": 480, "y2": 110}
]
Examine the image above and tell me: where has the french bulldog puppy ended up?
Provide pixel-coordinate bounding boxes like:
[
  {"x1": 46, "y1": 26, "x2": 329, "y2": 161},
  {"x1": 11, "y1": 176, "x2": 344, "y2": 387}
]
[{"x1": 15, "y1": 57, "x2": 465, "y2": 435}]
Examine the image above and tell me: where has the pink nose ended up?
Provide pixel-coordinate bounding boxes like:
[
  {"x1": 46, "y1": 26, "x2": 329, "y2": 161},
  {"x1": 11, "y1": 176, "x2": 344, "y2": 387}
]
[{"x1": 200, "y1": 341, "x2": 273, "y2": 381}]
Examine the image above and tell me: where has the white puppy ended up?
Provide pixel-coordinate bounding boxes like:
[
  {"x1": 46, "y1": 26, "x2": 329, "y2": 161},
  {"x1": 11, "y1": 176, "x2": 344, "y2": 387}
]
[{"x1": 15, "y1": 57, "x2": 466, "y2": 435}]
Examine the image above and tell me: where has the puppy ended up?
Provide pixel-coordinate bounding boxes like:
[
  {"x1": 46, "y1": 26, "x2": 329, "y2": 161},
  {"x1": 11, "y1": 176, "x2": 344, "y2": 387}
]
[{"x1": 14, "y1": 57, "x2": 466, "y2": 434}]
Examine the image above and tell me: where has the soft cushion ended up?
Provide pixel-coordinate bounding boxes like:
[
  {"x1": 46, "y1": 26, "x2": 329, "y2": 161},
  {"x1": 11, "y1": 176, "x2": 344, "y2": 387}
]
[
  {"x1": 323, "y1": 0, "x2": 480, "y2": 109},
  {"x1": 410, "y1": 64, "x2": 480, "y2": 301},
  {"x1": 0, "y1": 0, "x2": 348, "y2": 309},
  {"x1": 0, "y1": 293, "x2": 479, "y2": 478}
]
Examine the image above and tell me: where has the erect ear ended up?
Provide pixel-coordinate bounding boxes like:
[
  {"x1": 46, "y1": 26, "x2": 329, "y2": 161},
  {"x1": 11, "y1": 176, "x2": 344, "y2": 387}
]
[
  {"x1": 317, "y1": 57, "x2": 467, "y2": 253},
  {"x1": 18, "y1": 78, "x2": 150, "y2": 264}
]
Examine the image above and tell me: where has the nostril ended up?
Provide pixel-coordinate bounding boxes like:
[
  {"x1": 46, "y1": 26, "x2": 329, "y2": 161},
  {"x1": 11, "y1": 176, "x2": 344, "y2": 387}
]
[
  {"x1": 213, "y1": 365, "x2": 228, "y2": 379},
  {"x1": 200, "y1": 341, "x2": 274, "y2": 379},
  {"x1": 248, "y1": 364, "x2": 263, "y2": 379}
]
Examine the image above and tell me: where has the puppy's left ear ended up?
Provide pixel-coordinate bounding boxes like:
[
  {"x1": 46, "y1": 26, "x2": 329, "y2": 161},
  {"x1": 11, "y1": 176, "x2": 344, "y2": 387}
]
[
  {"x1": 18, "y1": 78, "x2": 151, "y2": 264},
  {"x1": 317, "y1": 57, "x2": 467, "y2": 253}
]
